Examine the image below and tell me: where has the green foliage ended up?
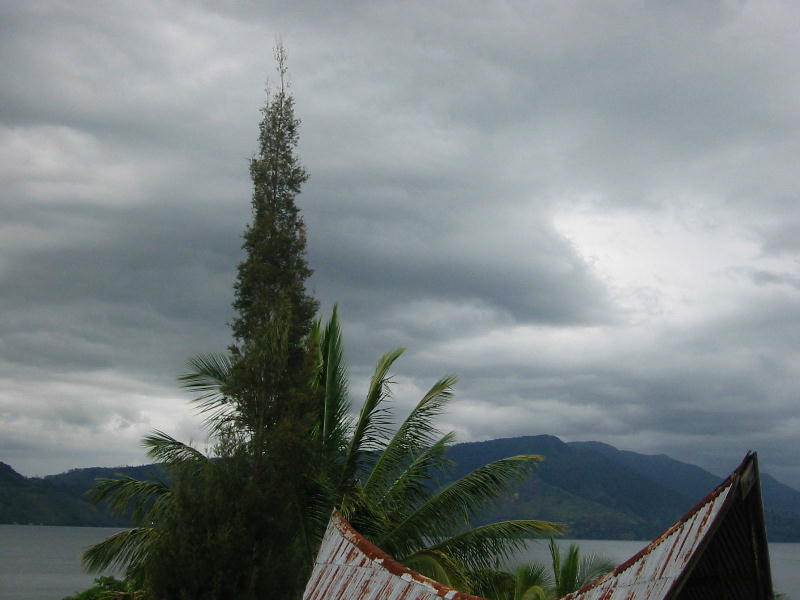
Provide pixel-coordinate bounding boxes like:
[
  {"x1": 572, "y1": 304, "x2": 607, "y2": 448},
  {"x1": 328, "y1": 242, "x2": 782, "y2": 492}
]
[
  {"x1": 471, "y1": 564, "x2": 551, "y2": 600},
  {"x1": 143, "y1": 451, "x2": 310, "y2": 599},
  {"x1": 135, "y1": 44, "x2": 320, "y2": 599},
  {"x1": 81, "y1": 43, "x2": 557, "y2": 599},
  {"x1": 309, "y1": 309, "x2": 562, "y2": 592},
  {"x1": 472, "y1": 539, "x2": 614, "y2": 600},
  {"x1": 62, "y1": 576, "x2": 129, "y2": 600},
  {"x1": 84, "y1": 43, "x2": 320, "y2": 600},
  {"x1": 230, "y1": 41, "x2": 317, "y2": 390},
  {"x1": 549, "y1": 538, "x2": 616, "y2": 598}
]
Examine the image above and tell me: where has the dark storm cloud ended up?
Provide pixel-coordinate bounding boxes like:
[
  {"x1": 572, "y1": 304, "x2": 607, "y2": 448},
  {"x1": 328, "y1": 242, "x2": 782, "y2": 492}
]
[
  {"x1": 0, "y1": 214, "x2": 238, "y2": 386},
  {"x1": 1, "y1": 1, "x2": 798, "y2": 489}
]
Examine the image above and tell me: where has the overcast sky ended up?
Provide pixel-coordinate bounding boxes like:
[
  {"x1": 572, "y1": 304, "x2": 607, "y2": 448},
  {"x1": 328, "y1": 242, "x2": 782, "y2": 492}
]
[{"x1": 2, "y1": 1, "x2": 799, "y2": 490}]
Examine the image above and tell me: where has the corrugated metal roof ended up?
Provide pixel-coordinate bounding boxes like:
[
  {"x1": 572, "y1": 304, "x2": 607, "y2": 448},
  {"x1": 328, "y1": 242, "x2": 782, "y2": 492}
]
[
  {"x1": 303, "y1": 512, "x2": 486, "y2": 600},
  {"x1": 562, "y1": 451, "x2": 772, "y2": 600},
  {"x1": 560, "y1": 476, "x2": 734, "y2": 600},
  {"x1": 303, "y1": 452, "x2": 770, "y2": 600}
]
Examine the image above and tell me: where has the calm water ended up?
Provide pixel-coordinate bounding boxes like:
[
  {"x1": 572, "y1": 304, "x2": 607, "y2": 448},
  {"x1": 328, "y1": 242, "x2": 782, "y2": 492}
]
[
  {"x1": 1, "y1": 525, "x2": 798, "y2": 599},
  {"x1": 0, "y1": 525, "x2": 122, "y2": 600}
]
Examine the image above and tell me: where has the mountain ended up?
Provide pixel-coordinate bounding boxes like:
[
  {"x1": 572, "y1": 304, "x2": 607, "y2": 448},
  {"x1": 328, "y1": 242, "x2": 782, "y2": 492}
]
[
  {"x1": 0, "y1": 462, "x2": 165, "y2": 526},
  {"x1": 2, "y1": 437, "x2": 799, "y2": 541},
  {"x1": 444, "y1": 435, "x2": 800, "y2": 541},
  {"x1": 0, "y1": 462, "x2": 116, "y2": 526},
  {"x1": 445, "y1": 435, "x2": 691, "y2": 539},
  {"x1": 562, "y1": 439, "x2": 800, "y2": 542},
  {"x1": 566, "y1": 441, "x2": 722, "y2": 501},
  {"x1": 567, "y1": 440, "x2": 800, "y2": 517}
]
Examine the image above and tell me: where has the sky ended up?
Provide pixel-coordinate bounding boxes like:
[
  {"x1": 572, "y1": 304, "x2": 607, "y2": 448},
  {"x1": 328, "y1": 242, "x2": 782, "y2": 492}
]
[{"x1": 1, "y1": 1, "x2": 799, "y2": 489}]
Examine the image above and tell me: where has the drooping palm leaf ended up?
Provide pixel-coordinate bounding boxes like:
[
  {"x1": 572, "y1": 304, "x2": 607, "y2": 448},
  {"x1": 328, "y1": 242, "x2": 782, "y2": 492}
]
[
  {"x1": 88, "y1": 476, "x2": 172, "y2": 523},
  {"x1": 83, "y1": 527, "x2": 161, "y2": 574},
  {"x1": 142, "y1": 430, "x2": 207, "y2": 465},
  {"x1": 427, "y1": 520, "x2": 564, "y2": 572},
  {"x1": 363, "y1": 374, "x2": 456, "y2": 501},
  {"x1": 378, "y1": 454, "x2": 543, "y2": 557},
  {"x1": 178, "y1": 353, "x2": 234, "y2": 431}
]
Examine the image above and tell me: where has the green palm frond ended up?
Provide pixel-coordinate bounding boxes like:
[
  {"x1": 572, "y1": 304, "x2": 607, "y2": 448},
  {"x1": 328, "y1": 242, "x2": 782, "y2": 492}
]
[
  {"x1": 337, "y1": 347, "x2": 404, "y2": 497},
  {"x1": 372, "y1": 432, "x2": 455, "y2": 517},
  {"x1": 520, "y1": 585, "x2": 551, "y2": 600},
  {"x1": 470, "y1": 568, "x2": 517, "y2": 600},
  {"x1": 318, "y1": 305, "x2": 350, "y2": 455},
  {"x1": 471, "y1": 564, "x2": 552, "y2": 600},
  {"x1": 402, "y1": 549, "x2": 471, "y2": 592},
  {"x1": 83, "y1": 527, "x2": 160, "y2": 574},
  {"x1": 513, "y1": 563, "x2": 552, "y2": 600},
  {"x1": 142, "y1": 430, "x2": 207, "y2": 465},
  {"x1": 178, "y1": 353, "x2": 234, "y2": 430},
  {"x1": 378, "y1": 454, "x2": 543, "y2": 556},
  {"x1": 427, "y1": 520, "x2": 563, "y2": 572},
  {"x1": 575, "y1": 550, "x2": 616, "y2": 591},
  {"x1": 549, "y1": 539, "x2": 615, "y2": 598},
  {"x1": 88, "y1": 476, "x2": 172, "y2": 523},
  {"x1": 363, "y1": 374, "x2": 456, "y2": 500},
  {"x1": 550, "y1": 538, "x2": 574, "y2": 597}
]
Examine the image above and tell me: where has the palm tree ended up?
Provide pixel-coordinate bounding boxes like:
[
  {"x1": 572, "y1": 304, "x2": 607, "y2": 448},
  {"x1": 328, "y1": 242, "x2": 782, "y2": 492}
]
[
  {"x1": 477, "y1": 539, "x2": 615, "y2": 600},
  {"x1": 547, "y1": 538, "x2": 616, "y2": 599},
  {"x1": 471, "y1": 563, "x2": 552, "y2": 600},
  {"x1": 182, "y1": 305, "x2": 561, "y2": 587},
  {"x1": 303, "y1": 307, "x2": 562, "y2": 589}
]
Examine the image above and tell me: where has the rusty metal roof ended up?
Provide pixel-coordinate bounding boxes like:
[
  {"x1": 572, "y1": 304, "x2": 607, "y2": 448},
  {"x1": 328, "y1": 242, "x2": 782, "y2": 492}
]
[
  {"x1": 560, "y1": 474, "x2": 734, "y2": 599},
  {"x1": 303, "y1": 452, "x2": 772, "y2": 600},
  {"x1": 302, "y1": 511, "x2": 486, "y2": 600},
  {"x1": 562, "y1": 451, "x2": 772, "y2": 600}
]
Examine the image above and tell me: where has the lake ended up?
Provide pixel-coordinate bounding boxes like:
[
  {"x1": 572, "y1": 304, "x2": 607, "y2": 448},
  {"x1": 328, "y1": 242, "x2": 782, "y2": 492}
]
[
  {"x1": 0, "y1": 525, "x2": 122, "y2": 600},
  {"x1": 1, "y1": 525, "x2": 797, "y2": 599}
]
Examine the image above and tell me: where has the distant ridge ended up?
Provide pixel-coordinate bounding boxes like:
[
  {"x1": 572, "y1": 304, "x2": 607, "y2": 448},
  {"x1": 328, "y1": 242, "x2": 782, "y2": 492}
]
[
  {"x1": 2, "y1": 437, "x2": 799, "y2": 540},
  {"x1": 444, "y1": 435, "x2": 800, "y2": 541},
  {"x1": 0, "y1": 462, "x2": 165, "y2": 527}
]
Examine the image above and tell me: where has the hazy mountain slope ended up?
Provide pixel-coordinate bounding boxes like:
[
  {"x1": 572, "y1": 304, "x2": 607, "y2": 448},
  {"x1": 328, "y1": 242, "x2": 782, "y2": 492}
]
[
  {"x1": 0, "y1": 462, "x2": 116, "y2": 526},
  {"x1": 568, "y1": 440, "x2": 800, "y2": 516},
  {"x1": 567, "y1": 441, "x2": 722, "y2": 501},
  {"x1": 445, "y1": 435, "x2": 696, "y2": 539},
  {"x1": 2, "y1": 438, "x2": 798, "y2": 541}
]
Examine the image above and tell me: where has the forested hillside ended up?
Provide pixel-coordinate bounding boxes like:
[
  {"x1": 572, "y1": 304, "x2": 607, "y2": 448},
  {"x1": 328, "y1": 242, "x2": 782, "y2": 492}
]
[
  {"x1": 3, "y1": 436, "x2": 799, "y2": 541},
  {"x1": 446, "y1": 435, "x2": 800, "y2": 541},
  {"x1": 0, "y1": 462, "x2": 165, "y2": 526}
]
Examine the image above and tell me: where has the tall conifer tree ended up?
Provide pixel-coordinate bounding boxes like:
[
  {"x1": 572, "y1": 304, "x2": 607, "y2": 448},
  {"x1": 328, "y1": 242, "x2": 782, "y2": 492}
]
[
  {"x1": 147, "y1": 44, "x2": 320, "y2": 600},
  {"x1": 227, "y1": 42, "x2": 318, "y2": 439}
]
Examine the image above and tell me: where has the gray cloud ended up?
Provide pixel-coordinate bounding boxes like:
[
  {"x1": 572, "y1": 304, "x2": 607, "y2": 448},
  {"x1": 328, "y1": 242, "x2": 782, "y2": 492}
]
[{"x1": 1, "y1": 1, "x2": 799, "y2": 490}]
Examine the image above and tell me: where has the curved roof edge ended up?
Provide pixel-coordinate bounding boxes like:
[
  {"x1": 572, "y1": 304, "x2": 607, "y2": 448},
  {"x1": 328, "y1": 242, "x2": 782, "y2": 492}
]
[
  {"x1": 562, "y1": 450, "x2": 772, "y2": 600},
  {"x1": 303, "y1": 511, "x2": 488, "y2": 600}
]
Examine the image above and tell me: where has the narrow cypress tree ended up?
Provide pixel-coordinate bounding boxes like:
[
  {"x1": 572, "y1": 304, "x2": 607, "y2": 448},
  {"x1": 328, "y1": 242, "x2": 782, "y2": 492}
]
[
  {"x1": 227, "y1": 43, "x2": 319, "y2": 437},
  {"x1": 232, "y1": 43, "x2": 316, "y2": 353},
  {"x1": 151, "y1": 45, "x2": 321, "y2": 600},
  {"x1": 86, "y1": 46, "x2": 321, "y2": 600},
  {"x1": 223, "y1": 43, "x2": 320, "y2": 596}
]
